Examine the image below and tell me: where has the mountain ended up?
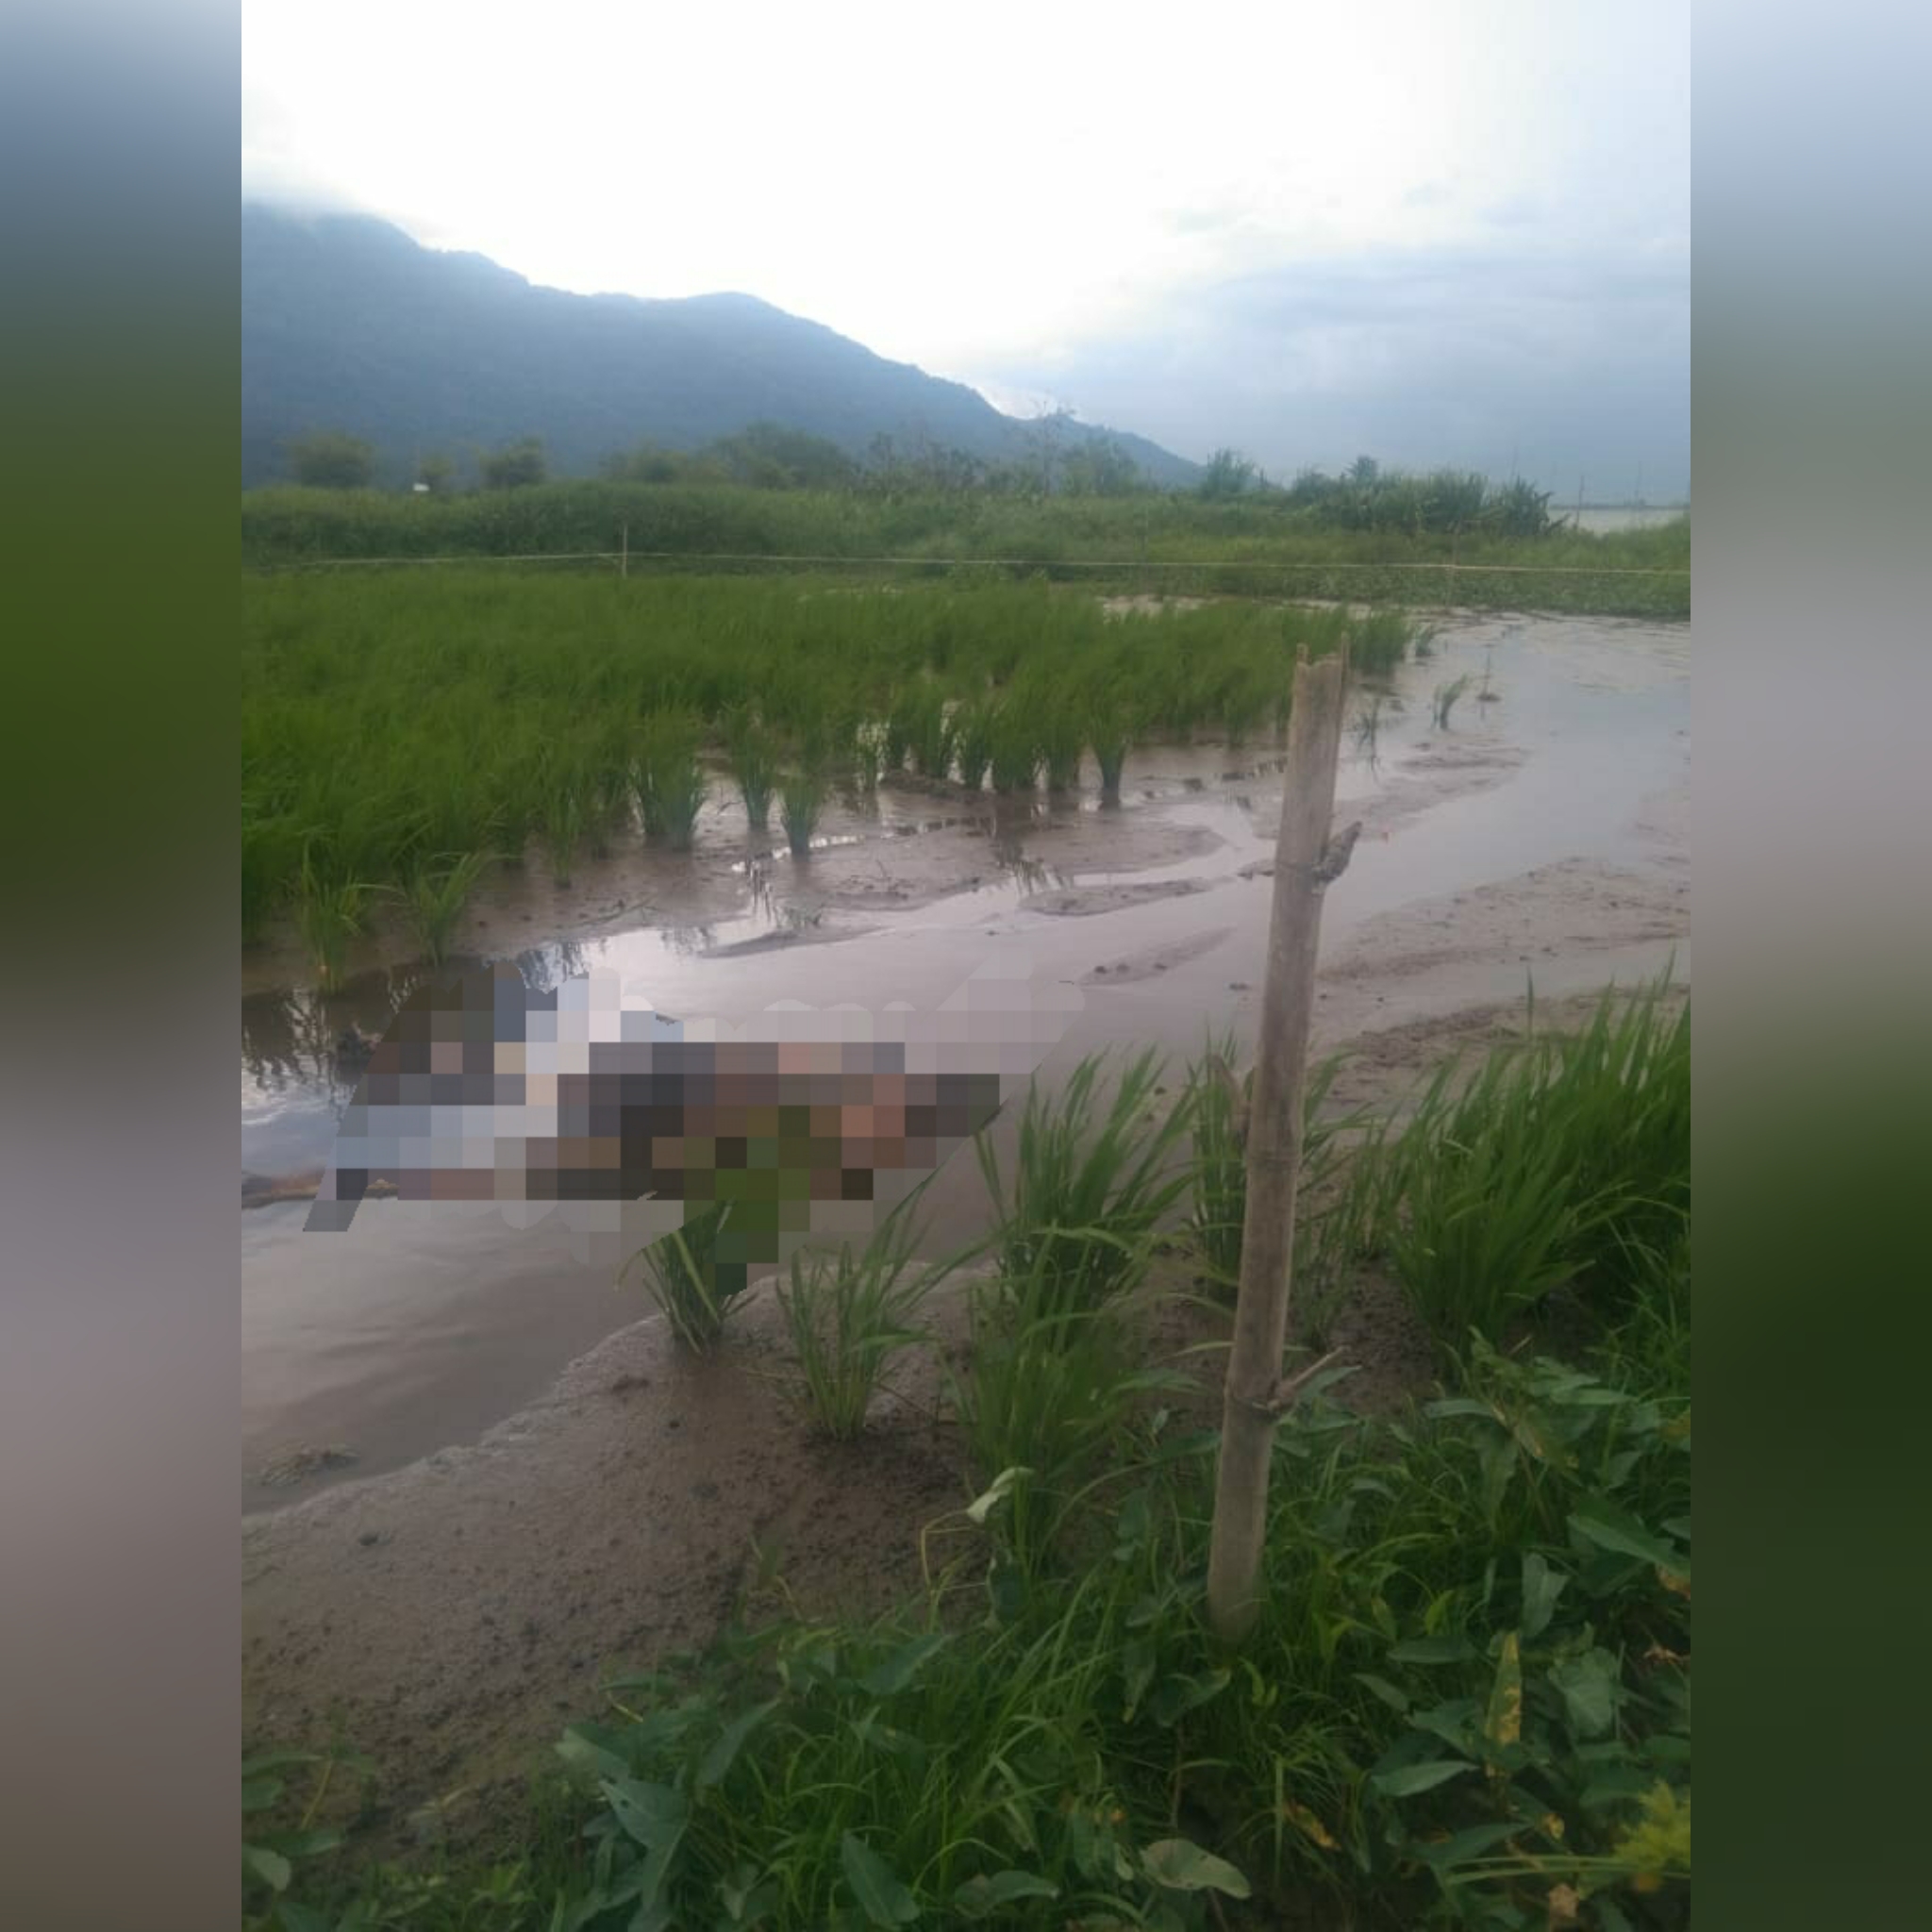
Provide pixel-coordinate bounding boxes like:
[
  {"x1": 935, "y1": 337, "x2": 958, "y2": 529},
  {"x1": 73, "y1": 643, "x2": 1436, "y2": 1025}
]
[{"x1": 241, "y1": 205, "x2": 1199, "y2": 489}]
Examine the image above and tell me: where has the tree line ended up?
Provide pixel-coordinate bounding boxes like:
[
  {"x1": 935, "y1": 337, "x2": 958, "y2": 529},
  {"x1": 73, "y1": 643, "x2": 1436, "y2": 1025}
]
[{"x1": 283, "y1": 425, "x2": 1561, "y2": 537}]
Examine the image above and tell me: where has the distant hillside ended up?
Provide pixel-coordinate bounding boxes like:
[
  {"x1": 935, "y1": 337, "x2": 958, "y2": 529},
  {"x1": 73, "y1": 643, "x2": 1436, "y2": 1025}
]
[{"x1": 241, "y1": 205, "x2": 1199, "y2": 490}]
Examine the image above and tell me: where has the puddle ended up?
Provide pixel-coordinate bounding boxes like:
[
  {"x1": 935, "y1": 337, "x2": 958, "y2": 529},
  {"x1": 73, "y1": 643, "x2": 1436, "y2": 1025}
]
[{"x1": 242, "y1": 612, "x2": 1689, "y2": 1505}]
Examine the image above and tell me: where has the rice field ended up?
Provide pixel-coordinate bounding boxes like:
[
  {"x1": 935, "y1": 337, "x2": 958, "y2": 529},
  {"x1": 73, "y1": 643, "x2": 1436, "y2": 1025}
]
[{"x1": 242, "y1": 571, "x2": 1416, "y2": 950}]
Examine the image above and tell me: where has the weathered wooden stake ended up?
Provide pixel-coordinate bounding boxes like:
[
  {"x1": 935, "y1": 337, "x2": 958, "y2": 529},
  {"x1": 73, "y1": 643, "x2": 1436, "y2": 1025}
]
[
  {"x1": 1206, "y1": 645, "x2": 1356, "y2": 1643},
  {"x1": 621, "y1": 523, "x2": 629, "y2": 577}
]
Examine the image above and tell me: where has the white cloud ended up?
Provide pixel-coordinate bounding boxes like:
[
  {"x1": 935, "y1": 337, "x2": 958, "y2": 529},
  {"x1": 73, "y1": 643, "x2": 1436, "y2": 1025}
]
[{"x1": 242, "y1": 0, "x2": 1688, "y2": 471}]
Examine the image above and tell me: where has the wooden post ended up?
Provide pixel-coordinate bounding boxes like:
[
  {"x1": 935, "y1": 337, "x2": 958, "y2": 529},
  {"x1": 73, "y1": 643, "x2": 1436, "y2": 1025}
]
[
  {"x1": 621, "y1": 523, "x2": 629, "y2": 577},
  {"x1": 1206, "y1": 646, "x2": 1355, "y2": 1644}
]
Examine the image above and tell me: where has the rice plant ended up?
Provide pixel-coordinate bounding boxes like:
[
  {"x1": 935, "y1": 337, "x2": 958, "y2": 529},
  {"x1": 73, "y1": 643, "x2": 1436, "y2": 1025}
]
[
  {"x1": 293, "y1": 853, "x2": 369, "y2": 991},
  {"x1": 775, "y1": 1195, "x2": 934, "y2": 1440},
  {"x1": 618, "y1": 1203, "x2": 745, "y2": 1351},
  {"x1": 949, "y1": 1268, "x2": 1146, "y2": 1568},
  {"x1": 880, "y1": 699, "x2": 911, "y2": 775},
  {"x1": 975, "y1": 1048, "x2": 1194, "y2": 1322},
  {"x1": 1356, "y1": 979, "x2": 1690, "y2": 1356},
  {"x1": 242, "y1": 574, "x2": 1436, "y2": 917},
  {"x1": 634, "y1": 712, "x2": 708, "y2": 850},
  {"x1": 897, "y1": 684, "x2": 957, "y2": 780},
  {"x1": 1347, "y1": 609, "x2": 1414, "y2": 677},
  {"x1": 1039, "y1": 703, "x2": 1085, "y2": 794},
  {"x1": 987, "y1": 703, "x2": 1041, "y2": 795},
  {"x1": 589, "y1": 734, "x2": 633, "y2": 857},
  {"x1": 780, "y1": 771, "x2": 826, "y2": 857},
  {"x1": 1431, "y1": 674, "x2": 1474, "y2": 730},
  {"x1": 394, "y1": 850, "x2": 488, "y2": 966},
  {"x1": 1090, "y1": 699, "x2": 1135, "y2": 805},
  {"x1": 541, "y1": 780, "x2": 585, "y2": 886},
  {"x1": 1185, "y1": 1041, "x2": 1362, "y2": 1317},
  {"x1": 951, "y1": 698, "x2": 995, "y2": 792},
  {"x1": 845, "y1": 715, "x2": 886, "y2": 802},
  {"x1": 1187, "y1": 1041, "x2": 1249, "y2": 1289},
  {"x1": 727, "y1": 710, "x2": 777, "y2": 832}
]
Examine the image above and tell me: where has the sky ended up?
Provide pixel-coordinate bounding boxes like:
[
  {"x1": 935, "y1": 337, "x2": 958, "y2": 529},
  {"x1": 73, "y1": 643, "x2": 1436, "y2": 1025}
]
[{"x1": 242, "y1": 0, "x2": 1690, "y2": 497}]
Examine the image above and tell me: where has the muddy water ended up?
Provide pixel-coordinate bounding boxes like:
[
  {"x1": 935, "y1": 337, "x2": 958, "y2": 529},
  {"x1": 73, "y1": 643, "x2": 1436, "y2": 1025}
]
[{"x1": 242, "y1": 612, "x2": 1689, "y2": 1506}]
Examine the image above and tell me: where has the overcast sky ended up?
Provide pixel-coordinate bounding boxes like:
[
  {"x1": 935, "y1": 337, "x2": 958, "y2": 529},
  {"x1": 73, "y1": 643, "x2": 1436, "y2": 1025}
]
[{"x1": 242, "y1": 0, "x2": 1689, "y2": 497}]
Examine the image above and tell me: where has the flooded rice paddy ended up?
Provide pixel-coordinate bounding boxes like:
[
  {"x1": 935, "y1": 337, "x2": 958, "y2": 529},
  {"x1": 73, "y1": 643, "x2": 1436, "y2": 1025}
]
[{"x1": 241, "y1": 610, "x2": 1689, "y2": 1506}]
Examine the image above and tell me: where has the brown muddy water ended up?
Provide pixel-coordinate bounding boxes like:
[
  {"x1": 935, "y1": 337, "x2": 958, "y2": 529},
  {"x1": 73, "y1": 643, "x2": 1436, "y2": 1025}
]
[{"x1": 242, "y1": 611, "x2": 1689, "y2": 1508}]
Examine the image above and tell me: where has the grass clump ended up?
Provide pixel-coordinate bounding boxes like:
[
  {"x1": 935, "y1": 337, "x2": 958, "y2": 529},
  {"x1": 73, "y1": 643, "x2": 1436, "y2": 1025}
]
[
  {"x1": 541, "y1": 778, "x2": 586, "y2": 885},
  {"x1": 634, "y1": 712, "x2": 708, "y2": 850},
  {"x1": 950, "y1": 697, "x2": 995, "y2": 793},
  {"x1": 392, "y1": 850, "x2": 487, "y2": 965},
  {"x1": 1037, "y1": 693, "x2": 1086, "y2": 794},
  {"x1": 893, "y1": 682, "x2": 957, "y2": 780},
  {"x1": 726, "y1": 708, "x2": 777, "y2": 833},
  {"x1": 987, "y1": 700, "x2": 1042, "y2": 795},
  {"x1": 776, "y1": 1197, "x2": 934, "y2": 1440},
  {"x1": 293, "y1": 853, "x2": 369, "y2": 991},
  {"x1": 618, "y1": 1203, "x2": 747, "y2": 1351},
  {"x1": 1184, "y1": 1041, "x2": 1363, "y2": 1326},
  {"x1": 1345, "y1": 979, "x2": 1690, "y2": 1357},
  {"x1": 779, "y1": 768, "x2": 826, "y2": 857},
  {"x1": 976, "y1": 1048, "x2": 1193, "y2": 1322}
]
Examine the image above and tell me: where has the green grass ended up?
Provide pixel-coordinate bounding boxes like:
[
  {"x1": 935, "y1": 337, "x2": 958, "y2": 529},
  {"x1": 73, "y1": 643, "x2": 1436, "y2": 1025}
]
[
  {"x1": 254, "y1": 1333, "x2": 1690, "y2": 1932},
  {"x1": 726, "y1": 710, "x2": 778, "y2": 833},
  {"x1": 618, "y1": 1204, "x2": 747, "y2": 1352},
  {"x1": 392, "y1": 851, "x2": 488, "y2": 966},
  {"x1": 950, "y1": 698, "x2": 995, "y2": 794},
  {"x1": 776, "y1": 1198, "x2": 935, "y2": 1441},
  {"x1": 779, "y1": 771, "x2": 826, "y2": 857},
  {"x1": 974, "y1": 1048, "x2": 1195, "y2": 1322},
  {"x1": 1339, "y1": 979, "x2": 1690, "y2": 1358},
  {"x1": 248, "y1": 1003, "x2": 1691, "y2": 1932},
  {"x1": 634, "y1": 713, "x2": 708, "y2": 851},
  {"x1": 242, "y1": 574, "x2": 1414, "y2": 931},
  {"x1": 1182, "y1": 1041, "x2": 1364, "y2": 1333},
  {"x1": 293, "y1": 853, "x2": 369, "y2": 991},
  {"x1": 240, "y1": 480, "x2": 1691, "y2": 620}
]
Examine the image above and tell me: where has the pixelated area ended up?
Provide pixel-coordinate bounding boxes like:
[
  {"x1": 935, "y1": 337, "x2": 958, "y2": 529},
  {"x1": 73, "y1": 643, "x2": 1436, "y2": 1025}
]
[{"x1": 306, "y1": 959, "x2": 1080, "y2": 1271}]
